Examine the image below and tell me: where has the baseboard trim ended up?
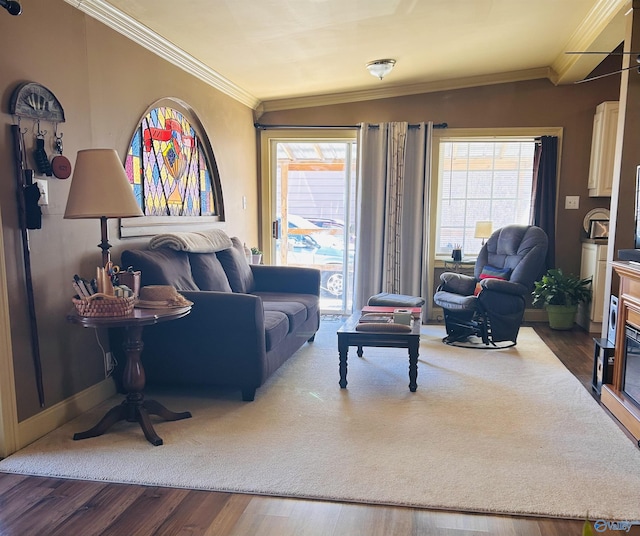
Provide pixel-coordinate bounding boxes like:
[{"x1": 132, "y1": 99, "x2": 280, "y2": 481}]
[
  {"x1": 16, "y1": 378, "x2": 116, "y2": 451},
  {"x1": 524, "y1": 309, "x2": 547, "y2": 323}
]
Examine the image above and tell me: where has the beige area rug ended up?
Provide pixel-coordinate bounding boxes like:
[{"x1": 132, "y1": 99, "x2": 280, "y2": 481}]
[{"x1": 2, "y1": 321, "x2": 640, "y2": 520}]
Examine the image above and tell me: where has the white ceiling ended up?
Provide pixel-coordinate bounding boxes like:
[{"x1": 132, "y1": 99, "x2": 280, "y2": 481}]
[{"x1": 65, "y1": 0, "x2": 628, "y2": 111}]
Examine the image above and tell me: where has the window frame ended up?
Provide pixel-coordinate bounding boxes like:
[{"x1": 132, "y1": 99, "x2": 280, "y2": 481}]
[{"x1": 429, "y1": 127, "x2": 562, "y2": 263}]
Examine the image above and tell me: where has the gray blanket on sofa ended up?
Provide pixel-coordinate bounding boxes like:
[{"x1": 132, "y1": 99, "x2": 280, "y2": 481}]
[{"x1": 149, "y1": 229, "x2": 233, "y2": 253}]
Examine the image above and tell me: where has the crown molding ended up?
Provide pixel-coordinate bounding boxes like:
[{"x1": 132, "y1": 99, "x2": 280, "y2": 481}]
[
  {"x1": 551, "y1": 0, "x2": 627, "y2": 84},
  {"x1": 260, "y1": 67, "x2": 553, "y2": 113},
  {"x1": 63, "y1": 0, "x2": 260, "y2": 110}
]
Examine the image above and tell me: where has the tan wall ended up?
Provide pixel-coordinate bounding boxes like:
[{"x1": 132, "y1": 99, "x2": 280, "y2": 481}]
[
  {"x1": 0, "y1": 0, "x2": 257, "y2": 421},
  {"x1": 259, "y1": 76, "x2": 621, "y2": 277}
]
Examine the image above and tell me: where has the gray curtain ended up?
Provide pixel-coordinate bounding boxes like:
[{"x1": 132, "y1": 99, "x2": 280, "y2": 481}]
[{"x1": 354, "y1": 122, "x2": 432, "y2": 313}]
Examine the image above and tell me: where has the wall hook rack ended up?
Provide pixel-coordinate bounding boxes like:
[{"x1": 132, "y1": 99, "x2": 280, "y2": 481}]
[{"x1": 34, "y1": 119, "x2": 47, "y2": 139}]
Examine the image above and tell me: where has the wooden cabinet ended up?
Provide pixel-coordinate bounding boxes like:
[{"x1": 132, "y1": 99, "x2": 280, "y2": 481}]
[
  {"x1": 601, "y1": 262, "x2": 640, "y2": 443},
  {"x1": 577, "y1": 241, "x2": 607, "y2": 332},
  {"x1": 588, "y1": 101, "x2": 618, "y2": 197}
]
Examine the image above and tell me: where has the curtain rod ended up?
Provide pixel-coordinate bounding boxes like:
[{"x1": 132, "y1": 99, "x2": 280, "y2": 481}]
[{"x1": 254, "y1": 122, "x2": 448, "y2": 130}]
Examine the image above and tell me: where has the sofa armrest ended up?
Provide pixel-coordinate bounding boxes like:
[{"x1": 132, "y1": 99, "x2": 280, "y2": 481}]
[
  {"x1": 178, "y1": 290, "x2": 267, "y2": 360},
  {"x1": 250, "y1": 265, "x2": 320, "y2": 295},
  {"x1": 180, "y1": 290, "x2": 264, "y2": 326}
]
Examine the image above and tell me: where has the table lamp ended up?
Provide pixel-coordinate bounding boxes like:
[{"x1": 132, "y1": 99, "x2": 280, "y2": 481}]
[
  {"x1": 64, "y1": 149, "x2": 143, "y2": 266},
  {"x1": 474, "y1": 221, "x2": 493, "y2": 246}
]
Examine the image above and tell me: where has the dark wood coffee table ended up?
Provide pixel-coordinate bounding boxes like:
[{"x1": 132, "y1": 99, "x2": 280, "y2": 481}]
[
  {"x1": 67, "y1": 306, "x2": 192, "y2": 446},
  {"x1": 337, "y1": 311, "x2": 421, "y2": 392}
]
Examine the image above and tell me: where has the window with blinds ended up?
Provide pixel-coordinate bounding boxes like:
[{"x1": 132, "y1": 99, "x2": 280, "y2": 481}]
[{"x1": 436, "y1": 138, "x2": 535, "y2": 256}]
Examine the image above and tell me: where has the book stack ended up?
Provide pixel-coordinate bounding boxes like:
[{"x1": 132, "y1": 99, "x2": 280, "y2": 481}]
[
  {"x1": 355, "y1": 310, "x2": 413, "y2": 332},
  {"x1": 361, "y1": 305, "x2": 422, "y2": 319}
]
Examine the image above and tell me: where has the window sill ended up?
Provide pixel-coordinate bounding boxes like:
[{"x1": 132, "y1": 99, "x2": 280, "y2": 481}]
[{"x1": 434, "y1": 257, "x2": 477, "y2": 268}]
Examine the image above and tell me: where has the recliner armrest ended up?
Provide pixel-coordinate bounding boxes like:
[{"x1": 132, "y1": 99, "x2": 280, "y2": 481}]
[
  {"x1": 439, "y1": 272, "x2": 477, "y2": 295},
  {"x1": 479, "y1": 278, "x2": 528, "y2": 296}
]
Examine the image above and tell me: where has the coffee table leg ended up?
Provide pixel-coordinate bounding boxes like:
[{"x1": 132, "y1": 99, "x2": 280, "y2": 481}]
[
  {"x1": 408, "y1": 339, "x2": 419, "y2": 392},
  {"x1": 338, "y1": 337, "x2": 348, "y2": 388}
]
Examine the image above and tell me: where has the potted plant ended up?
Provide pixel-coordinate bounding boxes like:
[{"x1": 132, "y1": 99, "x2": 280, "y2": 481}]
[
  {"x1": 532, "y1": 268, "x2": 592, "y2": 330},
  {"x1": 250, "y1": 247, "x2": 263, "y2": 265}
]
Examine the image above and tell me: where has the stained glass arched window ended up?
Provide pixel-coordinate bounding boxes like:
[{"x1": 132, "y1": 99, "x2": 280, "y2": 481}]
[{"x1": 120, "y1": 99, "x2": 224, "y2": 236}]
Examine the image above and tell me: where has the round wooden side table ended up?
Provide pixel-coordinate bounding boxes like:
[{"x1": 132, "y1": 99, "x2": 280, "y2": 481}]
[{"x1": 67, "y1": 306, "x2": 192, "y2": 446}]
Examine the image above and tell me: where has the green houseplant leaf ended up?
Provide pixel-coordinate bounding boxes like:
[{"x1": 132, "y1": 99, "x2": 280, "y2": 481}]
[{"x1": 532, "y1": 268, "x2": 592, "y2": 307}]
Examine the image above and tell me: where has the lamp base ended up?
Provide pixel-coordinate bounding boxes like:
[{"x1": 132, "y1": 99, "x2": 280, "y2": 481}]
[{"x1": 99, "y1": 215, "x2": 111, "y2": 267}]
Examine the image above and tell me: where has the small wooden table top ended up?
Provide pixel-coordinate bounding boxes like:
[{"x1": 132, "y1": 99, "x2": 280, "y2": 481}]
[
  {"x1": 337, "y1": 310, "x2": 422, "y2": 392},
  {"x1": 66, "y1": 305, "x2": 191, "y2": 329}
]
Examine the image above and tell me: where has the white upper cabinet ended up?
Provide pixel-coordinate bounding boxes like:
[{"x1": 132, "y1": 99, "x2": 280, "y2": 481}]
[{"x1": 588, "y1": 101, "x2": 619, "y2": 197}]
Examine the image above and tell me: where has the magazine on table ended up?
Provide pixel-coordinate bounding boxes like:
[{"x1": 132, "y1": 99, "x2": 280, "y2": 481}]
[{"x1": 358, "y1": 312, "x2": 393, "y2": 323}]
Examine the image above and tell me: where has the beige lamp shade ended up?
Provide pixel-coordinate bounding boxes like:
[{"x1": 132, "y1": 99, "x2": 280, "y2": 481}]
[
  {"x1": 64, "y1": 149, "x2": 143, "y2": 219},
  {"x1": 474, "y1": 221, "x2": 493, "y2": 240},
  {"x1": 64, "y1": 148, "x2": 142, "y2": 266}
]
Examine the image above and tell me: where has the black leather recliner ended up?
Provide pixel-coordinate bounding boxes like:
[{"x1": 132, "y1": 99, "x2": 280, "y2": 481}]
[{"x1": 433, "y1": 224, "x2": 548, "y2": 347}]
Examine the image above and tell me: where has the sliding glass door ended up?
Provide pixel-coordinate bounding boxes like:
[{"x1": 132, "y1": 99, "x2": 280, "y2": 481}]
[{"x1": 261, "y1": 131, "x2": 357, "y2": 314}]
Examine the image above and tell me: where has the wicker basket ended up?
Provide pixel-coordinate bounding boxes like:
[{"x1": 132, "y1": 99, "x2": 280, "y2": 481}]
[{"x1": 72, "y1": 293, "x2": 135, "y2": 317}]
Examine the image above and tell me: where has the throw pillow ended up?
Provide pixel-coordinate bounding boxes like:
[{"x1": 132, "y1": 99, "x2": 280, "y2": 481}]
[
  {"x1": 479, "y1": 265, "x2": 511, "y2": 281},
  {"x1": 216, "y1": 237, "x2": 255, "y2": 293},
  {"x1": 188, "y1": 253, "x2": 232, "y2": 292},
  {"x1": 120, "y1": 248, "x2": 200, "y2": 291}
]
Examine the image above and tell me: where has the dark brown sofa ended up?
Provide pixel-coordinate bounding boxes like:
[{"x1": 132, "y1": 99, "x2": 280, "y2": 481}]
[{"x1": 113, "y1": 237, "x2": 320, "y2": 401}]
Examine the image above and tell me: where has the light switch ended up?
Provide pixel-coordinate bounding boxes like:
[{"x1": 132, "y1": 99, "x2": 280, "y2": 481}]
[
  {"x1": 565, "y1": 195, "x2": 579, "y2": 210},
  {"x1": 242, "y1": 195, "x2": 247, "y2": 210},
  {"x1": 35, "y1": 179, "x2": 48, "y2": 206}
]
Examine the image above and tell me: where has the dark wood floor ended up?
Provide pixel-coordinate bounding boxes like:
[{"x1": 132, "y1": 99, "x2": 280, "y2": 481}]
[{"x1": 0, "y1": 323, "x2": 638, "y2": 536}]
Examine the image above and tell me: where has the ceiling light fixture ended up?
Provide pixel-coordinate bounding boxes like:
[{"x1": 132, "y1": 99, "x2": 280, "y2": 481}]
[{"x1": 366, "y1": 59, "x2": 396, "y2": 80}]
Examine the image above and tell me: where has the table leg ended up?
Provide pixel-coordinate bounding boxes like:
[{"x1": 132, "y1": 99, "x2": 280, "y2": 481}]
[
  {"x1": 338, "y1": 337, "x2": 348, "y2": 389},
  {"x1": 408, "y1": 339, "x2": 419, "y2": 392},
  {"x1": 144, "y1": 399, "x2": 192, "y2": 421},
  {"x1": 73, "y1": 324, "x2": 192, "y2": 446},
  {"x1": 122, "y1": 325, "x2": 146, "y2": 393},
  {"x1": 73, "y1": 402, "x2": 127, "y2": 441},
  {"x1": 136, "y1": 405, "x2": 163, "y2": 446}
]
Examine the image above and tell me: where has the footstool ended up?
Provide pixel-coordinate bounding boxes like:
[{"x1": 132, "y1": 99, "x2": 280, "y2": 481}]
[{"x1": 367, "y1": 293, "x2": 425, "y2": 308}]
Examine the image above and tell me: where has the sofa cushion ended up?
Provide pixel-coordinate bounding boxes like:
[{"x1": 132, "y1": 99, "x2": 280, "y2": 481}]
[
  {"x1": 216, "y1": 237, "x2": 255, "y2": 293},
  {"x1": 121, "y1": 248, "x2": 199, "y2": 291},
  {"x1": 188, "y1": 253, "x2": 232, "y2": 292},
  {"x1": 262, "y1": 300, "x2": 307, "y2": 332},
  {"x1": 264, "y1": 311, "x2": 289, "y2": 351},
  {"x1": 254, "y1": 291, "x2": 318, "y2": 332}
]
